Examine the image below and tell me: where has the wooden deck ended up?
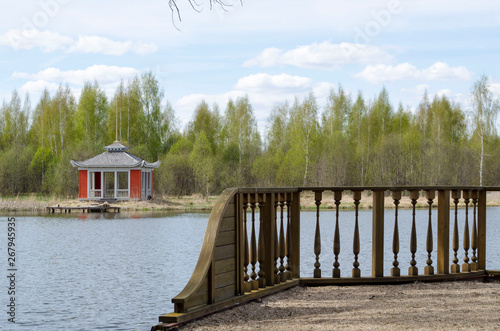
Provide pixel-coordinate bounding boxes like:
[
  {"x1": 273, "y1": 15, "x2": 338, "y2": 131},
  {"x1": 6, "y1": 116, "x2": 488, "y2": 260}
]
[{"x1": 46, "y1": 205, "x2": 121, "y2": 213}]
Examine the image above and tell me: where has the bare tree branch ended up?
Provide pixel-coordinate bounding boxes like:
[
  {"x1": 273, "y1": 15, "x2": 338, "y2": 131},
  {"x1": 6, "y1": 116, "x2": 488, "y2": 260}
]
[{"x1": 168, "y1": 0, "x2": 243, "y2": 27}]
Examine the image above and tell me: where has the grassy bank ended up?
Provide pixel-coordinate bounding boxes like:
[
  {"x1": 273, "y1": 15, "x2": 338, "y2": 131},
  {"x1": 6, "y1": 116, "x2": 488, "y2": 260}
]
[{"x1": 2, "y1": 191, "x2": 500, "y2": 212}]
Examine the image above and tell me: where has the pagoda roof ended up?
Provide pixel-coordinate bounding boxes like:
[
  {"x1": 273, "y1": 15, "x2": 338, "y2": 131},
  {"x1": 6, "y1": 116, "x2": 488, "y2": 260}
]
[{"x1": 70, "y1": 141, "x2": 160, "y2": 169}]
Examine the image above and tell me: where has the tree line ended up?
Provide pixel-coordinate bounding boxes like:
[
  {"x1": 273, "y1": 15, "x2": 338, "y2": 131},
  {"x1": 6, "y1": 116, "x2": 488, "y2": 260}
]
[{"x1": 0, "y1": 72, "x2": 498, "y2": 198}]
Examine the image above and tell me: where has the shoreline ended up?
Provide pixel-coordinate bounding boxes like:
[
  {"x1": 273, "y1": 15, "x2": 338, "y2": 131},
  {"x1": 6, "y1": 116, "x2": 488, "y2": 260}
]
[{"x1": 2, "y1": 191, "x2": 500, "y2": 212}]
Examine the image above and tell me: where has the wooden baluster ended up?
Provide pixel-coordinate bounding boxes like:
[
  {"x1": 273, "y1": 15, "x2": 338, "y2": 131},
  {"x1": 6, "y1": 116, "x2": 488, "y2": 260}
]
[
  {"x1": 332, "y1": 190, "x2": 342, "y2": 278},
  {"x1": 425, "y1": 190, "x2": 435, "y2": 275},
  {"x1": 278, "y1": 194, "x2": 286, "y2": 282},
  {"x1": 451, "y1": 190, "x2": 461, "y2": 273},
  {"x1": 285, "y1": 193, "x2": 293, "y2": 279},
  {"x1": 249, "y1": 195, "x2": 258, "y2": 290},
  {"x1": 313, "y1": 190, "x2": 323, "y2": 278},
  {"x1": 391, "y1": 191, "x2": 401, "y2": 277},
  {"x1": 352, "y1": 190, "x2": 362, "y2": 278},
  {"x1": 471, "y1": 190, "x2": 478, "y2": 271},
  {"x1": 243, "y1": 197, "x2": 250, "y2": 292},
  {"x1": 462, "y1": 190, "x2": 471, "y2": 272},
  {"x1": 273, "y1": 195, "x2": 280, "y2": 285},
  {"x1": 257, "y1": 195, "x2": 266, "y2": 288},
  {"x1": 408, "y1": 190, "x2": 419, "y2": 276}
]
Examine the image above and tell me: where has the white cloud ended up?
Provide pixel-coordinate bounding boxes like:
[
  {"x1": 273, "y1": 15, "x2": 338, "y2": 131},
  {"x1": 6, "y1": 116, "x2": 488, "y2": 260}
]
[
  {"x1": 13, "y1": 65, "x2": 140, "y2": 85},
  {"x1": 175, "y1": 74, "x2": 336, "y2": 133},
  {"x1": 490, "y1": 83, "x2": 500, "y2": 97},
  {"x1": 68, "y1": 35, "x2": 157, "y2": 55},
  {"x1": 0, "y1": 29, "x2": 72, "y2": 52},
  {"x1": 235, "y1": 73, "x2": 313, "y2": 93},
  {"x1": 0, "y1": 29, "x2": 157, "y2": 55},
  {"x1": 18, "y1": 80, "x2": 61, "y2": 97},
  {"x1": 401, "y1": 84, "x2": 430, "y2": 96},
  {"x1": 356, "y1": 62, "x2": 474, "y2": 84},
  {"x1": 244, "y1": 42, "x2": 393, "y2": 69}
]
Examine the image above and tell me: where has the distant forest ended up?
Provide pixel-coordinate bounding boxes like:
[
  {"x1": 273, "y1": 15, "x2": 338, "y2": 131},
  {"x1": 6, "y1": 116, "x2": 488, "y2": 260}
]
[{"x1": 0, "y1": 72, "x2": 499, "y2": 198}]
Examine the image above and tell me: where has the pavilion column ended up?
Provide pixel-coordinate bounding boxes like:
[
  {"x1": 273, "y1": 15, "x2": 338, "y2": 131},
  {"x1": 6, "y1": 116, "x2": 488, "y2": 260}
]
[
  {"x1": 101, "y1": 171, "x2": 104, "y2": 198},
  {"x1": 114, "y1": 171, "x2": 118, "y2": 199}
]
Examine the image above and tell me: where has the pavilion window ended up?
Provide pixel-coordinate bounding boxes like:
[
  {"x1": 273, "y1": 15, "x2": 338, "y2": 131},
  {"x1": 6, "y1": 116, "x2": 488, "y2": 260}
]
[
  {"x1": 104, "y1": 172, "x2": 115, "y2": 198},
  {"x1": 90, "y1": 172, "x2": 102, "y2": 198},
  {"x1": 117, "y1": 172, "x2": 129, "y2": 198}
]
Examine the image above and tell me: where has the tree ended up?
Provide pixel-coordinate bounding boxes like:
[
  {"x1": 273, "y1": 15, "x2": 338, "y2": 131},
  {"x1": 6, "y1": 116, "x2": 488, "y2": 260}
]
[
  {"x1": 471, "y1": 75, "x2": 499, "y2": 186},
  {"x1": 186, "y1": 100, "x2": 222, "y2": 153},
  {"x1": 223, "y1": 96, "x2": 261, "y2": 185},
  {"x1": 189, "y1": 132, "x2": 215, "y2": 198},
  {"x1": 140, "y1": 71, "x2": 176, "y2": 160},
  {"x1": 75, "y1": 81, "x2": 108, "y2": 153},
  {"x1": 286, "y1": 93, "x2": 319, "y2": 186}
]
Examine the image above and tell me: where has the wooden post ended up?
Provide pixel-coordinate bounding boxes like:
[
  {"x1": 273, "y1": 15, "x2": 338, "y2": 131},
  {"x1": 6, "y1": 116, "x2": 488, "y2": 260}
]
[
  {"x1": 477, "y1": 189, "x2": 486, "y2": 270},
  {"x1": 257, "y1": 194, "x2": 266, "y2": 288},
  {"x1": 471, "y1": 190, "x2": 478, "y2": 271},
  {"x1": 462, "y1": 190, "x2": 471, "y2": 272},
  {"x1": 451, "y1": 190, "x2": 461, "y2": 274},
  {"x1": 391, "y1": 190, "x2": 401, "y2": 277},
  {"x1": 372, "y1": 190, "x2": 385, "y2": 277},
  {"x1": 313, "y1": 190, "x2": 323, "y2": 278},
  {"x1": 424, "y1": 190, "x2": 435, "y2": 276},
  {"x1": 278, "y1": 193, "x2": 286, "y2": 282},
  {"x1": 291, "y1": 191, "x2": 301, "y2": 279},
  {"x1": 237, "y1": 193, "x2": 245, "y2": 295},
  {"x1": 437, "y1": 190, "x2": 450, "y2": 274},
  {"x1": 332, "y1": 190, "x2": 342, "y2": 278},
  {"x1": 352, "y1": 190, "x2": 362, "y2": 278},
  {"x1": 408, "y1": 190, "x2": 419, "y2": 276},
  {"x1": 208, "y1": 260, "x2": 215, "y2": 304},
  {"x1": 263, "y1": 192, "x2": 275, "y2": 286},
  {"x1": 249, "y1": 194, "x2": 258, "y2": 290}
]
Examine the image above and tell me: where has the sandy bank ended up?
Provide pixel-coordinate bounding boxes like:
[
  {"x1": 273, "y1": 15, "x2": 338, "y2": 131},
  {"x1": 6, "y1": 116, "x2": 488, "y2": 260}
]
[{"x1": 180, "y1": 280, "x2": 500, "y2": 330}]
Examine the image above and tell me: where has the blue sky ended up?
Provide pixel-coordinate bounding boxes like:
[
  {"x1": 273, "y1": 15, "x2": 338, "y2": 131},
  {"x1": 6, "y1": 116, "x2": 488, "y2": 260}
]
[{"x1": 1, "y1": 0, "x2": 500, "y2": 133}]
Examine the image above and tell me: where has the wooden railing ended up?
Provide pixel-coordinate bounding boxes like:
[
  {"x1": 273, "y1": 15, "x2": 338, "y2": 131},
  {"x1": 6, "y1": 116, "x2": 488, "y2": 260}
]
[{"x1": 157, "y1": 186, "x2": 497, "y2": 327}]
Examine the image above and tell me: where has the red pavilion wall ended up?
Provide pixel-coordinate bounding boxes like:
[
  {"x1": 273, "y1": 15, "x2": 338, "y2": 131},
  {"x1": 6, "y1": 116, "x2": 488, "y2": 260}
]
[
  {"x1": 130, "y1": 170, "x2": 141, "y2": 199},
  {"x1": 79, "y1": 170, "x2": 87, "y2": 199}
]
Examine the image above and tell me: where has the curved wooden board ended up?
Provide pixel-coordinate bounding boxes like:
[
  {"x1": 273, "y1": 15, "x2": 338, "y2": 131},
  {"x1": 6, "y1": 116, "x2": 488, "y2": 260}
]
[{"x1": 172, "y1": 188, "x2": 238, "y2": 312}]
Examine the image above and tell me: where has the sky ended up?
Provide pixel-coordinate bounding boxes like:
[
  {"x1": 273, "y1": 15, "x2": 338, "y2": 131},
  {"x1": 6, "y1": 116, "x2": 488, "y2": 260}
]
[{"x1": 1, "y1": 0, "x2": 500, "y2": 134}]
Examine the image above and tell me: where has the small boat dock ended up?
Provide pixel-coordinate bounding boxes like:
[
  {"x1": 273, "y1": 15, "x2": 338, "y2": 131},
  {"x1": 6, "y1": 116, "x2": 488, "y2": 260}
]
[{"x1": 46, "y1": 204, "x2": 121, "y2": 213}]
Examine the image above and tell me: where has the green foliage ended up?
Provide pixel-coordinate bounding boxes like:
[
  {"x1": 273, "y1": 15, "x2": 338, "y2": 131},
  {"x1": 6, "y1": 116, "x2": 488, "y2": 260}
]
[{"x1": 2, "y1": 77, "x2": 500, "y2": 198}]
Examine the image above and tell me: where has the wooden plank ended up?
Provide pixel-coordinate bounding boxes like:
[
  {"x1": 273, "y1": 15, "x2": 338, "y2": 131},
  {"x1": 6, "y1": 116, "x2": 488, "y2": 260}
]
[
  {"x1": 215, "y1": 231, "x2": 236, "y2": 247},
  {"x1": 237, "y1": 193, "x2": 245, "y2": 295},
  {"x1": 215, "y1": 284, "x2": 236, "y2": 302},
  {"x1": 300, "y1": 271, "x2": 487, "y2": 286},
  {"x1": 223, "y1": 201, "x2": 235, "y2": 218},
  {"x1": 478, "y1": 189, "x2": 487, "y2": 270},
  {"x1": 437, "y1": 190, "x2": 450, "y2": 274},
  {"x1": 263, "y1": 192, "x2": 276, "y2": 286},
  {"x1": 215, "y1": 271, "x2": 236, "y2": 289},
  {"x1": 215, "y1": 258, "x2": 236, "y2": 275},
  {"x1": 219, "y1": 216, "x2": 236, "y2": 232},
  {"x1": 215, "y1": 244, "x2": 236, "y2": 261},
  {"x1": 372, "y1": 190, "x2": 385, "y2": 277},
  {"x1": 291, "y1": 191, "x2": 301, "y2": 278},
  {"x1": 160, "y1": 280, "x2": 300, "y2": 323}
]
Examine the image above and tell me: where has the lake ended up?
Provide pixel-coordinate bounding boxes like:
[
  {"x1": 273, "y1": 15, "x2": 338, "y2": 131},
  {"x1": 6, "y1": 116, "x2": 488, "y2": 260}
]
[{"x1": 1, "y1": 208, "x2": 499, "y2": 330}]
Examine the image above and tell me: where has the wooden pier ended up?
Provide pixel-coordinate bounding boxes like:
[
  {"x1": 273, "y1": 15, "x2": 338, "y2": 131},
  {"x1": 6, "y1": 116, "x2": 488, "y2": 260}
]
[{"x1": 46, "y1": 204, "x2": 121, "y2": 213}]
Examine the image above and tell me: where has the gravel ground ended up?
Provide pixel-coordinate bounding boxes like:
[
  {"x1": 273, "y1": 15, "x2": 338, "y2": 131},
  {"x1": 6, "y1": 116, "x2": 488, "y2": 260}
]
[{"x1": 181, "y1": 280, "x2": 500, "y2": 330}]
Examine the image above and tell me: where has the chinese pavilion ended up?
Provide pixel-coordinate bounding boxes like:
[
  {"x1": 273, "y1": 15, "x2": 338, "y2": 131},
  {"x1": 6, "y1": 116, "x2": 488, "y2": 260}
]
[{"x1": 70, "y1": 141, "x2": 160, "y2": 201}]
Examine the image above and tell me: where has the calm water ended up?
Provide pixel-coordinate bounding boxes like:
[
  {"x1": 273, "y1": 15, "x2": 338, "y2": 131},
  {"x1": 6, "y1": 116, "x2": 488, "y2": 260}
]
[{"x1": 1, "y1": 208, "x2": 499, "y2": 330}]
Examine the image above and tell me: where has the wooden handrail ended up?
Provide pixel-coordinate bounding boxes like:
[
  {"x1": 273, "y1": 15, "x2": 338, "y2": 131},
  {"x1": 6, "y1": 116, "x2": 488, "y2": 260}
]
[{"x1": 156, "y1": 186, "x2": 496, "y2": 328}]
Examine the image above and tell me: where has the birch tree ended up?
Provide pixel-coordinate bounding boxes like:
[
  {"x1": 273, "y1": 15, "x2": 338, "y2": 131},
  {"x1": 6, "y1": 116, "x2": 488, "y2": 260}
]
[{"x1": 471, "y1": 75, "x2": 499, "y2": 186}]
